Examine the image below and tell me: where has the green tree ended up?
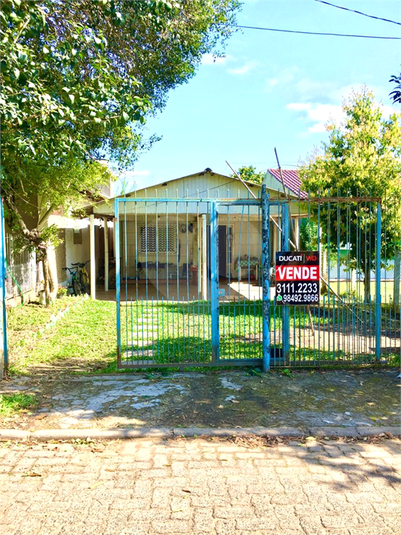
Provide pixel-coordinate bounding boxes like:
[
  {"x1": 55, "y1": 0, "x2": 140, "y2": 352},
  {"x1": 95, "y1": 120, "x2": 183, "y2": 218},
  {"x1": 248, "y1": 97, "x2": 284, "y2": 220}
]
[
  {"x1": 231, "y1": 165, "x2": 266, "y2": 184},
  {"x1": 1, "y1": 0, "x2": 240, "y2": 302},
  {"x1": 300, "y1": 89, "x2": 401, "y2": 302}
]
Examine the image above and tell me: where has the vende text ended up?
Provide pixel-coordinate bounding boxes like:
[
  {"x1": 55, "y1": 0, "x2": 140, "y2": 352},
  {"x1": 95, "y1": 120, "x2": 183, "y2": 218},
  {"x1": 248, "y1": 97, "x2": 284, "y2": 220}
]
[{"x1": 276, "y1": 266, "x2": 319, "y2": 281}]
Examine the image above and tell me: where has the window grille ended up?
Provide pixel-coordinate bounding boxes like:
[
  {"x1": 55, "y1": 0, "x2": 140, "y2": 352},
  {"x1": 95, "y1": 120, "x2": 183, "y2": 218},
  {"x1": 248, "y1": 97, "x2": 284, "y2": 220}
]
[{"x1": 140, "y1": 226, "x2": 176, "y2": 253}]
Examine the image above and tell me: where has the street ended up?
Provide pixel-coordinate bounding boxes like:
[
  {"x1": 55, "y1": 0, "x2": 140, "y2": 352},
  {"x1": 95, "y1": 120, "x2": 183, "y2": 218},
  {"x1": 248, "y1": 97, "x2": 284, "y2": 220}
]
[{"x1": 1, "y1": 435, "x2": 400, "y2": 535}]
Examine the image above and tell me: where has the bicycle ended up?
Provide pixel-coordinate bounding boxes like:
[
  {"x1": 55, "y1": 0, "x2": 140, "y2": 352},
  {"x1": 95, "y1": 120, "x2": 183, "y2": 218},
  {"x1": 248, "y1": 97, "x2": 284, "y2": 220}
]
[
  {"x1": 62, "y1": 261, "x2": 90, "y2": 295},
  {"x1": 72, "y1": 261, "x2": 90, "y2": 294},
  {"x1": 62, "y1": 266, "x2": 82, "y2": 296}
]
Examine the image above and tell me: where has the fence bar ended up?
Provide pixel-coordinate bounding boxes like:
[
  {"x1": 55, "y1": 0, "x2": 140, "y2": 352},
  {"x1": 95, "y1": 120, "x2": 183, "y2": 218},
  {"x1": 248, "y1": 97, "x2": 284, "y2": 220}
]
[
  {"x1": 261, "y1": 186, "x2": 270, "y2": 372},
  {"x1": 114, "y1": 199, "x2": 121, "y2": 364},
  {"x1": 375, "y1": 203, "x2": 382, "y2": 361},
  {"x1": 0, "y1": 198, "x2": 8, "y2": 374},
  {"x1": 281, "y1": 203, "x2": 290, "y2": 361},
  {"x1": 210, "y1": 201, "x2": 219, "y2": 363}
]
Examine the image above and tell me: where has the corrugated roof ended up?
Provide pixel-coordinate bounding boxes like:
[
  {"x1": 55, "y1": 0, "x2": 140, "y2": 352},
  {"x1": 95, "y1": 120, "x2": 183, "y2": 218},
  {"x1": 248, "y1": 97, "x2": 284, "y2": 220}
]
[{"x1": 267, "y1": 169, "x2": 307, "y2": 199}]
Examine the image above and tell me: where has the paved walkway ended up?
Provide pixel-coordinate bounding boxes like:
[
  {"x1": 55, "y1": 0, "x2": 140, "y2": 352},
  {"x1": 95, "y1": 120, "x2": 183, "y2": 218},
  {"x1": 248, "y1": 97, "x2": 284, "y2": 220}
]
[{"x1": 1, "y1": 436, "x2": 400, "y2": 535}]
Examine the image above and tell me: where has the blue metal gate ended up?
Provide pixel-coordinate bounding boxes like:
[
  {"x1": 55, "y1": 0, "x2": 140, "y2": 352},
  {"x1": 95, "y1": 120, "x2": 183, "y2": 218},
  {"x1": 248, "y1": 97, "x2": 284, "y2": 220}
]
[{"x1": 115, "y1": 189, "x2": 400, "y2": 369}]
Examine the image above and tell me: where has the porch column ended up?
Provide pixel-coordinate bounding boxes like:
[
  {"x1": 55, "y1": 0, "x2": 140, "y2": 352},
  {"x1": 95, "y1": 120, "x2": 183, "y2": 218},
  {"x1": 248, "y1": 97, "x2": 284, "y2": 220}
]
[
  {"x1": 103, "y1": 217, "x2": 109, "y2": 292},
  {"x1": 90, "y1": 214, "x2": 96, "y2": 299},
  {"x1": 202, "y1": 214, "x2": 207, "y2": 300}
]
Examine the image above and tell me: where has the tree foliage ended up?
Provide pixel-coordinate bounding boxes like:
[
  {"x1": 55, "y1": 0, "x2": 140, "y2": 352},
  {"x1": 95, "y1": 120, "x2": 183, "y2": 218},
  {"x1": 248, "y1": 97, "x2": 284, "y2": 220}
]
[
  {"x1": 0, "y1": 0, "x2": 240, "y2": 302},
  {"x1": 232, "y1": 165, "x2": 266, "y2": 184},
  {"x1": 300, "y1": 90, "x2": 401, "y2": 298},
  {"x1": 1, "y1": 0, "x2": 240, "y2": 168}
]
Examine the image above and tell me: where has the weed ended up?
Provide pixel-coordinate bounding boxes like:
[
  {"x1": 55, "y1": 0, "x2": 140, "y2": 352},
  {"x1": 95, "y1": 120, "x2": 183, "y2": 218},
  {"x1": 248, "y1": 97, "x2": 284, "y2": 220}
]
[
  {"x1": 0, "y1": 393, "x2": 38, "y2": 417},
  {"x1": 281, "y1": 368, "x2": 295, "y2": 379}
]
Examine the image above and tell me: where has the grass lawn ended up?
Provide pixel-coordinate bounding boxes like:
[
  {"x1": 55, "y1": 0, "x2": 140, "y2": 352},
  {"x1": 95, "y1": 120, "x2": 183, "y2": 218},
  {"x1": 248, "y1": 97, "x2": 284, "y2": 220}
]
[
  {"x1": 7, "y1": 297, "x2": 118, "y2": 374},
  {"x1": 329, "y1": 281, "x2": 398, "y2": 305},
  {"x1": 5, "y1": 295, "x2": 399, "y2": 374}
]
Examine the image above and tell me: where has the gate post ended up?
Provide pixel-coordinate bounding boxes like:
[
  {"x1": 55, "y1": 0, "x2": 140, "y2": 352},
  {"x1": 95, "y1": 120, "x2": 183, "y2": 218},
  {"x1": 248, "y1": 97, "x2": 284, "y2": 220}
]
[
  {"x1": 210, "y1": 201, "x2": 219, "y2": 363},
  {"x1": 282, "y1": 203, "x2": 290, "y2": 361},
  {"x1": 375, "y1": 202, "x2": 382, "y2": 361},
  {"x1": 261, "y1": 186, "x2": 271, "y2": 372},
  {"x1": 114, "y1": 199, "x2": 121, "y2": 365}
]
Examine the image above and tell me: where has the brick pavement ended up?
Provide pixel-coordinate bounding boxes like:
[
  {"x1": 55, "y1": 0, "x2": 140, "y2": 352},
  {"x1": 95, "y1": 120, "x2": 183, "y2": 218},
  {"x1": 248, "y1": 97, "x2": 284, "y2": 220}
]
[{"x1": 0, "y1": 436, "x2": 400, "y2": 535}]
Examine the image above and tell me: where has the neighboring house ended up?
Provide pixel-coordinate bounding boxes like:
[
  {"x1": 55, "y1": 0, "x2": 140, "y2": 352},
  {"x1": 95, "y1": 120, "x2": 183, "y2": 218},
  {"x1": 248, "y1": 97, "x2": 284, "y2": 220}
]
[
  {"x1": 3, "y1": 174, "x2": 114, "y2": 304},
  {"x1": 264, "y1": 169, "x2": 307, "y2": 199}
]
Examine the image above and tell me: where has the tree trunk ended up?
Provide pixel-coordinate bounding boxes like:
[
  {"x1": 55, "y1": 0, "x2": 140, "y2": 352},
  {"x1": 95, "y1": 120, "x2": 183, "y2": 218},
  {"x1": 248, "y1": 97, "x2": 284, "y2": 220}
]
[
  {"x1": 42, "y1": 247, "x2": 58, "y2": 306},
  {"x1": 3, "y1": 194, "x2": 59, "y2": 306}
]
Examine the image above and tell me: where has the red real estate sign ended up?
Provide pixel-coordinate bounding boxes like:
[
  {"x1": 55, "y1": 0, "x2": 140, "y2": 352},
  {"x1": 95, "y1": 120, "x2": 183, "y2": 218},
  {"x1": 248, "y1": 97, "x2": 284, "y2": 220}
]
[{"x1": 275, "y1": 251, "x2": 320, "y2": 305}]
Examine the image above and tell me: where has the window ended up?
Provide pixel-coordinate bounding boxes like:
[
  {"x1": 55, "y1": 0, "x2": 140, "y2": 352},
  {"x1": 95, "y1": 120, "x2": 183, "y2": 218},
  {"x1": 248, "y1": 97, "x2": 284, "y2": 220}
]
[
  {"x1": 140, "y1": 225, "x2": 177, "y2": 253},
  {"x1": 73, "y1": 229, "x2": 83, "y2": 245}
]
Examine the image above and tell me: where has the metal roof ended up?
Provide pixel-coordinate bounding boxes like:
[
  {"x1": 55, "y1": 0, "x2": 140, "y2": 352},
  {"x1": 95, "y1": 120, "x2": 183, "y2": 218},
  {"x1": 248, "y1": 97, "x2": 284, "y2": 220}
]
[{"x1": 267, "y1": 169, "x2": 307, "y2": 199}]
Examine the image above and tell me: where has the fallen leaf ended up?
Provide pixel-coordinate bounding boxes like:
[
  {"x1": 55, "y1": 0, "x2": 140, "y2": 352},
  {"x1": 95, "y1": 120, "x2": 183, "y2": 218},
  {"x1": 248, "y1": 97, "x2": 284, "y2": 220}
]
[
  {"x1": 22, "y1": 472, "x2": 42, "y2": 477},
  {"x1": 90, "y1": 481, "x2": 104, "y2": 489},
  {"x1": 182, "y1": 489, "x2": 191, "y2": 493}
]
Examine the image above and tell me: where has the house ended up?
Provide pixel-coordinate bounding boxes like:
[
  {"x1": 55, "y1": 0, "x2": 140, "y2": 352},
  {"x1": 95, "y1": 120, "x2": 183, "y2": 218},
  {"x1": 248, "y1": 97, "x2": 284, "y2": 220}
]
[
  {"x1": 73, "y1": 168, "x2": 307, "y2": 300},
  {"x1": 2, "y1": 168, "x2": 308, "y2": 303}
]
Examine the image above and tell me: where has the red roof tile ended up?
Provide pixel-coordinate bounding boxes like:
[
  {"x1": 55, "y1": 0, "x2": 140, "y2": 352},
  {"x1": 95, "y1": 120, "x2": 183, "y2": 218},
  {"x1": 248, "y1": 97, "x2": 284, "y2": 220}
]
[{"x1": 267, "y1": 169, "x2": 307, "y2": 199}]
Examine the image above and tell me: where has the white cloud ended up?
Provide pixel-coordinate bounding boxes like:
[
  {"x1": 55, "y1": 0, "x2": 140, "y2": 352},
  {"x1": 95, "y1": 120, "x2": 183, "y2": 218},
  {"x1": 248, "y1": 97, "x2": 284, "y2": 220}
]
[
  {"x1": 285, "y1": 81, "x2": 396, "y2": 135},
  {"x1": 227, "y1": 60, "x2": 258, "y2": 75},
  {"x1": 201, "y1": 54, "x2": 230, "y2": 66},
  {"x1": 286, "y1": 102, "x2": 344, "y2": 133},
  {"x1": 286, "y1": 103, "x2": 312, "y2": 112}
]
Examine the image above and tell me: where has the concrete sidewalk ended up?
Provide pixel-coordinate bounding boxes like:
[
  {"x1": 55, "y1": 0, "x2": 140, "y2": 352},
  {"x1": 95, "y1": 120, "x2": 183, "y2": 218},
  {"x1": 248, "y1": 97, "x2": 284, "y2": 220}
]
[{"x1": 1, "y1": 368, "x2": 400, "y2": 440}]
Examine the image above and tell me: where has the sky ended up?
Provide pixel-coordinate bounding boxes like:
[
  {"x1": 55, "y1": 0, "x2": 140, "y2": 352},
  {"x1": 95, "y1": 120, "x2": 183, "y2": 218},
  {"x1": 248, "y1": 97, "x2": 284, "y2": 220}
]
[{"x1": 114, "y1": 0, "x2": 401, "y2": 194}]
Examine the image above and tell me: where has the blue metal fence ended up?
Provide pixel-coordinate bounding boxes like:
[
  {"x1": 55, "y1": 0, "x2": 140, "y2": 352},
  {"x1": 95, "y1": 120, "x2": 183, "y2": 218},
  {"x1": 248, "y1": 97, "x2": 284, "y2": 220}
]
[{"x1": 115, "y1": 190, "x2": 400, "y2": 369}]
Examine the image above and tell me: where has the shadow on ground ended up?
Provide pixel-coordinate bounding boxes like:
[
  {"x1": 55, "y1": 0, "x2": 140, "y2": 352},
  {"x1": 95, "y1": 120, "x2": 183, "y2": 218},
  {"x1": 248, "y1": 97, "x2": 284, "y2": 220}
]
[{"x1": 1, "y1": 368, "x2": 400, "y2": 433}]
